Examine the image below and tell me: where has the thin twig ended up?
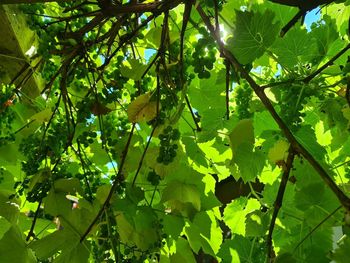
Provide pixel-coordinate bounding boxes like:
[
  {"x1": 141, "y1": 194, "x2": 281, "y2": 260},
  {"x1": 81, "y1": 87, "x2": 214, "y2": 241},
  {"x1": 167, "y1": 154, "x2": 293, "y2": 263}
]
[
  {"x1": 293, "y1": 206, "x2": 342, "y2": 253},
  {"x1": 26, "y1": 199, "x2": 43, "y2": 241},
  {"x1": 131, "y1": 124, "x2": 157, "y2": 186},
  {"x1": 225, "y1": 59, "x2": 230, "y2": 120},
  {"x1": 303, "y1": 43, "x2": 350, "y2": 83},
  {"x1": 267, "y1": 149, "x2": 295, "y2": 262},
  {"x1": 185, "y1": 95, "x2": 201, "y2": 131},
  {"x1": 80, "y1": 124, "x2": 136, "y2": 243}
]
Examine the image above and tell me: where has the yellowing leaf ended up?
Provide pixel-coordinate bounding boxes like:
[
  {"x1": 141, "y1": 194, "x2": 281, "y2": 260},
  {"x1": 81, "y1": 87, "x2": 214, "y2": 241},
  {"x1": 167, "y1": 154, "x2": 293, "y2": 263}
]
[
  {"x1": 229, "y1": 119, "x2": 254, "y2": 157},
  {"x1": 268, "y1": 140, "x2": 290, "y2": 164},
  {"x1": 127, "y1": 93, "x2": 157, "y2": 123}
]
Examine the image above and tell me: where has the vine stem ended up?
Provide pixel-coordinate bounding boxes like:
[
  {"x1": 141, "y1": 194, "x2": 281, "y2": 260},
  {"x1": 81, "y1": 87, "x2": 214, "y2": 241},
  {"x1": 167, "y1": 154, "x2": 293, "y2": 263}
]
[
  {"x1": 267, "y1": 149, "x2": 295, "y2": 262},
  {"x1": 303, "y1": 43, "x2": 350, "y2": 83},
  {"x1": 26, "y1": 199, "x2": 43, "y2": 241},
  {"x1": 196, "y1": 4, "x2": 350, "y2": 211},
  {"x1": 80, "y1": 124, "x2": 136, "y2": 243}
]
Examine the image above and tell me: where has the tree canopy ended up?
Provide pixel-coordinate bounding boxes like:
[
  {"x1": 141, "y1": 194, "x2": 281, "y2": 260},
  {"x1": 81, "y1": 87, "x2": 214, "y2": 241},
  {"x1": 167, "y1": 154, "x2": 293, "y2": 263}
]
[{"x1": 0, "y1": 0, "x2": 350, "y2": 262}]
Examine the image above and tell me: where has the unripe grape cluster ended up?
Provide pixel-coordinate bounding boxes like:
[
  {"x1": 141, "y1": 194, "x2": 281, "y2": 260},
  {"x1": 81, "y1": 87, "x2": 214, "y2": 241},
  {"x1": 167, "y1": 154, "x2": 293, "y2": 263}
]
[
  {"x1": 191, "y1": 27, "x2": 217, "y2": 79},
  {"x1": 235, "y1": 83, "x2": 253, "y2": 119},
  {"x1": 157, "y1": 126, "x2": 180, "y2": 165}
]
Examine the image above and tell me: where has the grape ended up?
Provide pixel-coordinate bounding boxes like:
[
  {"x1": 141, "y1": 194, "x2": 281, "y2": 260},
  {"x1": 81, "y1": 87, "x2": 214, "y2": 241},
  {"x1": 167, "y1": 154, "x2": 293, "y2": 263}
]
[
  {"x1": 235, "y1": 83, "x2": 253, "y2": 120},
  {"x1": 190, "y1": 29, "x2": 217, "y2": 79},
  {"x1": 156, "y1": 126, "x2": 180, "y2": 165}
]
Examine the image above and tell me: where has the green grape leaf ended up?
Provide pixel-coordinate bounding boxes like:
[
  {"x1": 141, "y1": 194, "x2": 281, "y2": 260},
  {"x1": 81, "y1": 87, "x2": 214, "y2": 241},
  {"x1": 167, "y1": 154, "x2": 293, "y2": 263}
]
[
  {"x1": 310, "y1": 16, "x2": 339, "y2": 64},
  {"x1": 254, "y1": 111, "x2": 279, "y2": 136},
  {"x1": 271, "y1": 28, "x2": 318, "y2": 70},
  {"x1": 0, "y1": 216, "x2": 11, "y2": 240},
  {"x1": 95, "y1": 184, "x2": 111, "y2": 204},
  {"x1": 53, "y1": 242, "x2": 90, "y2": 263},
  {"x1": 116, "y1": 206, "x2": 160, "y2": 250},
  {"x1": 331, "y1": 235, "x2": 350, "y2": 263},
  {"x1": 120, "y1": 58, "x2": 148, "y2": 81},
  {"x1": 231, "y1": 142, "x2": 266, "y2": 182},
  {"x1": 161, "y1": 180, "x2": 201, "y2": 212},
  {"x1": 229, "y1": 119, "x2": 254, "y2": 156},
  {"x1": 28, "y1": 229, "x2": 78, "y2": 260},
  {"x1": 223, "y1": 197, "x2": 260, "y2": 236},
  {"x1": 217, "y1": 239, "x2": 240, "y2": 263},
  {"x1": 44, "y1": 190, "x2": 72, "y2": 217},
  {"x1": 0, "y1": 190, "x2": 20, "y2": 223},
  {"x1": 54, "y1": 178, "x2": 83, "y2": 194},
  {"x1": 227, "y1": 9, "x2": 280, "y2": 64},
  {"x1": 169, "y1": 238, "x2": 196, "y2": 263},
  {"x1": 218, "y1": 235, "x2": 265, "y2": 263},
  {"x1": 0, "y1": 226, "x2": 36, "y2": 263},
  {"x1": 268, "y1": 139, "x2": 289, "y2": 164},
  {"x1": 162, "y1": 213, "x2": 185, "y2": 240},
  {"x1": 184, "y1": 211, "x2": 222, "y2": 256},
  {"x1": 182, "y1": 135, "x2": 208, "y2": 167},
  {"x1": 275, "y1": 253, "x2": 297, "y2": 263},
  {"x1": 295, "y1": 125, "x2": 326, "y2": 162},
  {"x1": 188, "y1": 72, "x2": 225, "y2": 113}
]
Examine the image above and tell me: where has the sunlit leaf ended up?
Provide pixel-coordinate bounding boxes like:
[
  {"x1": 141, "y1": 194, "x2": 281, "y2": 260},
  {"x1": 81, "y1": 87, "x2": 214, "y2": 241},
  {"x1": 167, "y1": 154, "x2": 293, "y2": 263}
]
[{"x1": 227, "y1": 9, "x2": 280, "y2": 64}]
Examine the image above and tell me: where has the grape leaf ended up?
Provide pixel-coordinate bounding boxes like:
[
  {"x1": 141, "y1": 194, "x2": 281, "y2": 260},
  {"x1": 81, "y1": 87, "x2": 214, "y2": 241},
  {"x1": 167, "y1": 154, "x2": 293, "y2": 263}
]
[
  {"x1": 120, "y1": 58, "x2": 148, "y2": 81},
  {"x1": 0, "y1": 216, "x2": 11, "y2": 240},
  {"x1": 229, "y1": 119, "x2": 254, "y2": 156},
  {"x1": 169, "y1": 238, "x2": 196, "y2": 263},
  {"x1": 184, "y1": 211, "x2": 222, "y2": 256},
  {"x1": 268, "y1": 139, "x2": 290, "y2": 164},
  {"x1": 227, "y1": 9, "x2": 280, "y2": 64},
  {"x1": 271, "y1": 28, "x2": 318, "y2": 70},
  {"x1": 161, "y1": 180, "x2": 201, "y2": 212},
  {"x1": 127, "y1": 93, "x2": 157, "y2": 123},
  {"x1": 223, "y1": 197, "x2": 260, "y2": 236}
]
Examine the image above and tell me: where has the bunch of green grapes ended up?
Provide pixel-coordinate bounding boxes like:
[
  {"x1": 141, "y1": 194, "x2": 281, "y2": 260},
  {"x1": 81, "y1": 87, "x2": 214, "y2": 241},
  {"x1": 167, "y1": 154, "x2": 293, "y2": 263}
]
[
  {"x1": 100, "y1": 114, "x2": 129, "y2": 148},
  {"x1": 147, "y1": 170, "x2": 161, "y2": 186},
  {"x1": 191, "y1": 27, "x2": 217, "y2": 79},
  {"x1": 78, "y1": 130, "x2": 97, "y2": 148},
  {"x1": 76, "y1": 97, "x2": 94, "y2": 123},
  {"x1": 157, "y1": 126, "x2": 180, "y2": 165},
  {"x1": 235, "y1": 83, "x2": 253, "y2": 119},
  {"x1": 19, "y1": 134, "x2": 43, "y2": 176},
  {"x1": 26, "y1": 180, "x2": 51, "y2": 202},
  {"x1": 273, "y1": 82, "x2": 318, "y2": 130},
  {"x1": 45, "y1": 121, "x2": 70, "y2": 158},
  {"x1": 167, "y1": 42, "x2": 193, "y2": 87}
]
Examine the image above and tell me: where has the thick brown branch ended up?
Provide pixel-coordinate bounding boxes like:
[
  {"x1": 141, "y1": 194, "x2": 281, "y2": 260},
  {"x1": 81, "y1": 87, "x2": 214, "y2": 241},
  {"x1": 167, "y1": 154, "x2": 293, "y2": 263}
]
[{"x1": 196, "y1": 4, "x2": 350, "y2": 211}]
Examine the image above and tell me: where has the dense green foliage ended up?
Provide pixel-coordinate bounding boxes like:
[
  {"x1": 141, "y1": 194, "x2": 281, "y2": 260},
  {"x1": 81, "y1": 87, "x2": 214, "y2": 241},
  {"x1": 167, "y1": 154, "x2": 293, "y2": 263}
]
[{"x1": 1, "y1": 0, "x2": 350, "y2": 262}]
